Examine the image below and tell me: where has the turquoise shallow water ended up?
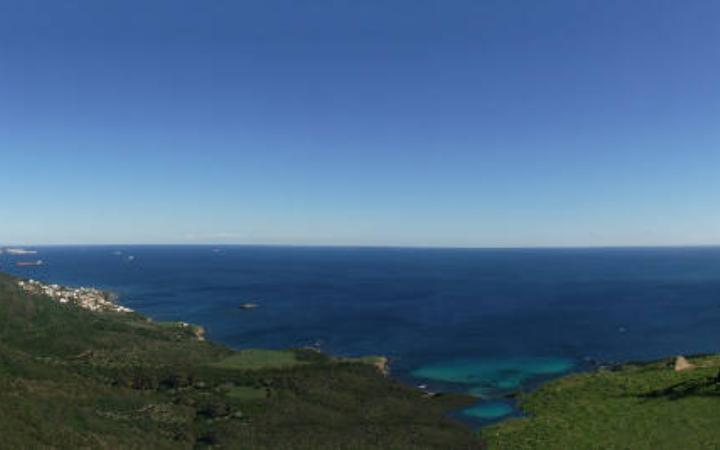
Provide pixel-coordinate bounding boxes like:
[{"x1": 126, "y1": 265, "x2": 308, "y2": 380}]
[
  {"x1": 462, "y1": 402, "x2": 515, "y2": 420},
  {"x1": 412, "y1": 357, "x2": 574, "y2": 418},
  {"x1": 412, "y1": 357, "x2": 574, "y2": 386}
]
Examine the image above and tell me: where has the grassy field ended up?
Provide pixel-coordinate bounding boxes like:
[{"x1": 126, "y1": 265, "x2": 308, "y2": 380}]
[
  {"x1": 0, "y1": 272, "x2": 482, "y2": 449},
  {"x1": 207, "y1": 349, "x2": 305, "y2": 371},
  {"x1": 482, "y1": 355, "x2": 720, "y2": 449}
]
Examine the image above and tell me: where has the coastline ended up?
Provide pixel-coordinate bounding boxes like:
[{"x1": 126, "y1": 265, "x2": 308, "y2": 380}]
[
  {"x1": 4, "y1": 269, "x2": 720, "y2": 447},
  {"x1": 6, "y1": 275, "x2": 679, "y2": 421},
  {"x1": 0, "y1": 270, "x2": 483, "y2": 448},
  {"x1": 8, "y1": 277, "x2": 668, "y2": 418},
  {"x1": 12, "y1": 276, "x2": 391, "y2": 372}
]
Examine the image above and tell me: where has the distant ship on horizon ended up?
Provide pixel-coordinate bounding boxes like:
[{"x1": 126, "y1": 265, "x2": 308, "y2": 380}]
[
  {"x1": 3, "y1": 248, "x2": 38, "y2": 255},
  {"x1": 16, "y1": 260, "x2": 44, "y2": 267}
]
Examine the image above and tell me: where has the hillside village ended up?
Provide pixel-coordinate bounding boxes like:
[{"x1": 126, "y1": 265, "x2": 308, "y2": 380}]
[{"x1": 17, "y1": 279, "x2": 133, "y2": 313}]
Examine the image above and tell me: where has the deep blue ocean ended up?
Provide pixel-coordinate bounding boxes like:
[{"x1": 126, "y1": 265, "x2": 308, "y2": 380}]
[{"x1": 2, "y1": 246, "x2": 720, "y2": 423}]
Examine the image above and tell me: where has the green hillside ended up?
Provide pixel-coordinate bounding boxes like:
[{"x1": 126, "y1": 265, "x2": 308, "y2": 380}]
[
  {"x1": 0, "y1": 272, "x2": 482, "y2": 449},
  {"x1": 483, "y1": 355, "x2": 720, "y2": 449}
]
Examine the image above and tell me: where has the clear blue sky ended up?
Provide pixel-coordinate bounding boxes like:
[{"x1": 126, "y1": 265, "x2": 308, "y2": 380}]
[{"x1": 1, "y1": 0, "x2": 718, "y2": 247}]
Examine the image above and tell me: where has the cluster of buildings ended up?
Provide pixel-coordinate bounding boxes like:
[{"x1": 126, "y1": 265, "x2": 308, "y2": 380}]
[{"x1": 18, "y1": 279, "x2": 134, "y2": 314}]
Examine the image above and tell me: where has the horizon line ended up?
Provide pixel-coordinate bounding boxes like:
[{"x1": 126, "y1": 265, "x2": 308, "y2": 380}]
[{"x1": 2, "y1": 243, "x2": 720, "y2": 251}]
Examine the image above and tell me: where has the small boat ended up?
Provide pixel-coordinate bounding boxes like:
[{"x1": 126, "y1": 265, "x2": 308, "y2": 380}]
[
  {"x1": 239, "y1": 303, "x2": 259, "y2": 310},
  {"x1": 17, "y1": 260, "x2": 44, "y2": 267}
]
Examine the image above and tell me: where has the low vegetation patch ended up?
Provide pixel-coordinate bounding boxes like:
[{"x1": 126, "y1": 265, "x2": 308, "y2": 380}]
[
  {"x1": 226, "y1": 386, "x2": 268, "y2": 401},
  {"x1": 207, "y1": 349, "x2": 304, "y2": 371}
]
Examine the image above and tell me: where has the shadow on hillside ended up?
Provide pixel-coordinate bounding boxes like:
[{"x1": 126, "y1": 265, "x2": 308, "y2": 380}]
[{"x1": 638, "y1": 371, "x2": 720, "y2": 401}]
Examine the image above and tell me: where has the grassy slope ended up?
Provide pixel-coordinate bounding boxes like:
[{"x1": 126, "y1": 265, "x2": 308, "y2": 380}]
[
  {"x1": 208, "y1": 350, "x2": 305, "y2": 371},
  {"x1": 482, "y1": 355, "x2": 720, "y2": 449},
  {"x1": 0, "y1": 273, "x2": 482, "y2": 450}
]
